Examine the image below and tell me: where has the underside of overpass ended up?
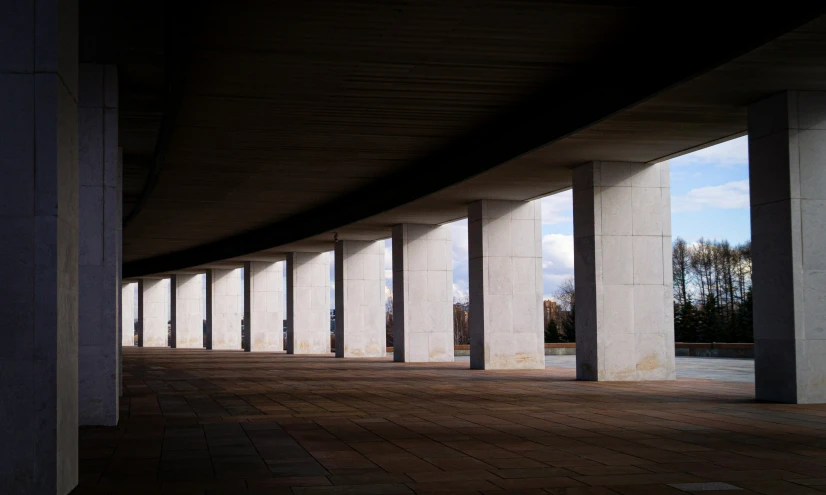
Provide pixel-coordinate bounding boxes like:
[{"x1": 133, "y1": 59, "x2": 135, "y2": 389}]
[
  {"x1": 84, "y1": 1, "x2": 826, "y2": 277},
  {"x1": 6, "y1": 2, "x2": 826, "y2": 494}
]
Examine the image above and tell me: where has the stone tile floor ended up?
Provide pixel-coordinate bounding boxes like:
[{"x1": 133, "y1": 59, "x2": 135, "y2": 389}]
[{"x1": 74, "y1": 348, "x2": 826, "y2": 494}]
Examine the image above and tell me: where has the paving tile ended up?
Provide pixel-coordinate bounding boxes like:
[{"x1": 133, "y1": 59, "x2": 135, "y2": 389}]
[
  {"x1": 733, "y1": 479, "x2": 826, "y2": 494},
  {"x1": 608, "y1": 485, "x2": 694, "y2": 495},
  {"x1": 545, "y1": 488, "x2": 623, "y2": 495},
  {"x1": 669, "y1": 481, "x2": 743, "y2": 491},
  {"x1": 490, "y1": 467, "x2": 577, "y2": 478},
  {"x1": 404, "y1": 478, "x2": 500, "y2": 493},
  {"x1": 574, "y1": 473, "x2": 709, "y2": 486},
  {"x1": 489, "y1": 476, "x2": 585, "y2": 490},
  {"x1": 76, "y1": 348, "x2": 826, "y2": 494},
  {"x1": 292, "y1": 483, "x2": 414, "y2": 494}
]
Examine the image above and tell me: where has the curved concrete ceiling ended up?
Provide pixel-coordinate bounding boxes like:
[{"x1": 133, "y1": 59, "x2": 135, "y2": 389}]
[{"x1": 104, "y1": 2, "x2": 826, "y2": 277}]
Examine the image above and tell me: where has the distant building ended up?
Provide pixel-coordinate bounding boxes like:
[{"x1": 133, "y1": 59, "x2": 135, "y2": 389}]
[
  {"x1": 330, "y1": 309, "x2": 335, "y2": 333},
  {"x1": 543, "y1": 300, "x2": 559, "y2": 328}
]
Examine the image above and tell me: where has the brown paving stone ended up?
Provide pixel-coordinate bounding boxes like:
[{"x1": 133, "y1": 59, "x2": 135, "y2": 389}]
[
  {"x1": 292, "y1": 484, "x2": 414, "y2": 494},
  {"x1": 405, "y1": 478, "x2": 501, "y2": 493},
  {"x1": 75, "y1": 348, "x2": 826, "y2": 494},
  {"x1": 566, "y1": 465, "x2": 651, "y2": 476},
  {"x1": 424, "y1": 456, "x2": 497, "y2": 470},
  {"x1": 406, "y1": 469, "x2": 503, "y2": 482},
  {"x1": 544, "y1": 488, "x2": 620, "y2": 495},
  {"x1": 490, "y1": 467, "x2": 577, "y2": 478},
  {"x1": 574, "y1": 473, "x2": 711, "y2": 486},
  {"x1": 482, "y1": 456, "x2": 550, "y2": 469},
  {"x1": 327, "y1": 472, "x2": 413, "y2": 485},
  {"x1": 606, "y1": 485, "x2": 693, "y2": 495},
  {"x1": 489, "y1": 476, "x2": 585, "y2": 490},
  {"x1": 481, "y1": 490, "x2": 550, "y2": 495}
]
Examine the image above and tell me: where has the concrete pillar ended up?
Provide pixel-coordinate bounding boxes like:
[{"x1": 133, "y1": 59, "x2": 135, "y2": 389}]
[
  {"x1": 468, "y1": 200, "x2": 544, "y2": 370},
  {"x1": 335, "y1": 240, "x2": 386, "y2": 358},
  {"x1": 78, "y1": 64, "x2": 119, "y2": 427},
  {"x1": 171, "y1": 274, "x2": 204, "y2": 349},
  {"x1": 286, "y1": 252, "x2": 331, "y2": 354},
  {"x1": 749, "y1": 91, "x2": 826, "y2": 404},
  {"x1": 210, "y1": 268, "x2": 242, "y2": 349},
  {"x1": 205, "y1": 270, "x2": 213, "y2": 349},
  {"x1": 243, "y1": 261, "x2": 284, "y2": 352},
  {"x1": 122, "y1": 283, "x2": 135, "y2": 347},
  {"x1": 138, "y1": 278, "x2": 169, "y2": 347},
  {"x1": 0, "y1": 0, "x2": 79, "y2": 491},
  {"x1": 392, "y1": 225, "x2": 454, "y2": 362},
  {"x1": 572, "y1": 161, "x2": 675, "y2": 381}
]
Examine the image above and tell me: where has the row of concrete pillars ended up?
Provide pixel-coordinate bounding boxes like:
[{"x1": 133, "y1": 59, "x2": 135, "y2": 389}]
[{"x1": 3, "y1": 50, "x2": 825, "y2": 495}]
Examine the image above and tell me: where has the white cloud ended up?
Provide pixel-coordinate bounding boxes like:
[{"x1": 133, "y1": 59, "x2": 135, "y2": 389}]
[
  {"x1": 452, "y1": 284, "x2": 468, "y2": 302},
  {"x1": 542, "y1": 234, "x2": 574, "y2": 299},
  {"x1": 542, "y1": 234, "x2": 574, "y2": 274},
  {"x1": 673, "y1": 136, "x2": 748, "y2": 167},
  {"x1": 672, "y1": 180, "x2": 750, "y2": 213},
  {"x1": 540, "y1": 190, "x2": 572, "y2": 224},
  {"x1": 450, "y1": 220, "x2": 469, "y2": 303},
  {"x1": 451, "y1": 219, "x2": 468, "y2": 262},
  {"x1": 384, "y1": 239, "x2": 392, "y2": 270}
]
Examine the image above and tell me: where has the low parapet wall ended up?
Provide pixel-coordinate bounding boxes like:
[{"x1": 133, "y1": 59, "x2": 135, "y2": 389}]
[
  {"x1": 674, "y1": 342, "x2": 754, "y2": 358},
  {"x1": 383, "y1": 343, "x2": 753, "y2": 358}
]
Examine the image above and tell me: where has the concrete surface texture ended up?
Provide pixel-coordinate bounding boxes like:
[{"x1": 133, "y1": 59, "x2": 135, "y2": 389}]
[
  {"x1": 210, "y1": 268, "x2": 242, "y2": 350},
  {"x1": 469, "y1": 199, "x2": 545, "y2": 370},
  {"x1": 392, "y1": 224, "x2": 454, "y2": 363},
  {"x1": 139, "y1": 278, "x2": 169, "y2": 347},
  {"x1": 171, "y1": 274, "x2": 204, "y2": 349},
  {"x1": 0, "y1": 0, "x2": 80, "y2": 490},
  {"x1": 121, "y1": 283, "x2": 136, "y2": 347},
  {"x1": 244, "y1": 261, "x2": 284, "y2": 352},
  {"x1": 78, "y1": 63, "x2": 120, "y2": 427},
  {"x1": 750, "y1": 91, "x2": 826, "y2": 404},
  {"x1": 287, "y1": 252, "x2": 331, "y2": 354},
  {"x1": 335, "y1": 240, "x2": 386, "y2": 358},
  {"x1": 573, "y1": 161, "x2": 676, "y2": 382}
]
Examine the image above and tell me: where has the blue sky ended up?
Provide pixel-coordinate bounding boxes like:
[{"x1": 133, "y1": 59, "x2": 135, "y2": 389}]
[{"x1": 380, "y1": 135, "x2": 752, "y2": 303}]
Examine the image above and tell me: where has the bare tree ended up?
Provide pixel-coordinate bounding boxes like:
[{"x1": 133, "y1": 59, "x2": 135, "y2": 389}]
[
  {"x1": 554, "y1": 276, "x2": 575, "y2": 312},
  {"x1": 673, "y1": 238, "x2": 753, "y2": 342},
  {"x1": 453, "y1": 304, "x2": 469, "y2": 345},
  {"x1": 673, "y1": 237, "x2": 691, "y2": 305},
  {"x1": 385, "y1": 292, "x2": 393, "y2": 347},
  {"x1": 553, "y1": 276, "x2": 576, "y2": 342}
]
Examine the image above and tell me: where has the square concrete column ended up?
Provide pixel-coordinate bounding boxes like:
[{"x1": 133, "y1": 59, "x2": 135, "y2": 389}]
[
  {"x1": 122, "y1": 282, "x2": 136, "y2": 347},
  {"x1": 116, "y1": 147, "x2": 123, "y2": 398},
  {"x1": 0, "y1": 0, "x2": 79, "y2": 490},
  {"x1": 205, "y1": 270, "x2": 213, "y2": 349},
  {"x1": 243, "y1": 261, "x2": 284, "y2": 352},
  {"x1": 210, "y1": 268, "x2": 242, "y2": 349},
  {"x1": 78, "y1": 64, "x2": 120, "y2": 427},
  {"x1": 138, "y1": 278, "x2": 169, "y2": 347},
  {"x1": 468, "y1": 200, "x2": 544, "y2": 370},
  {"x1": 335, "y1": 240, "x2": 386, "y2": 358},
  {"x1": 287, "y1": 252, "x2": 331, "y2": 354},
  {"x1": 392, "y1": 224, "x2": 454, "y2": 362},
  {"x1": 171, "y1": 274, "x2": 204, "y2": 349},
  {"x1": 749, "y1": 91, "x2": 826, "y2": 404},
  {"x1": 572, "y1": 161, "x2": 675, "y2": 381}
]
